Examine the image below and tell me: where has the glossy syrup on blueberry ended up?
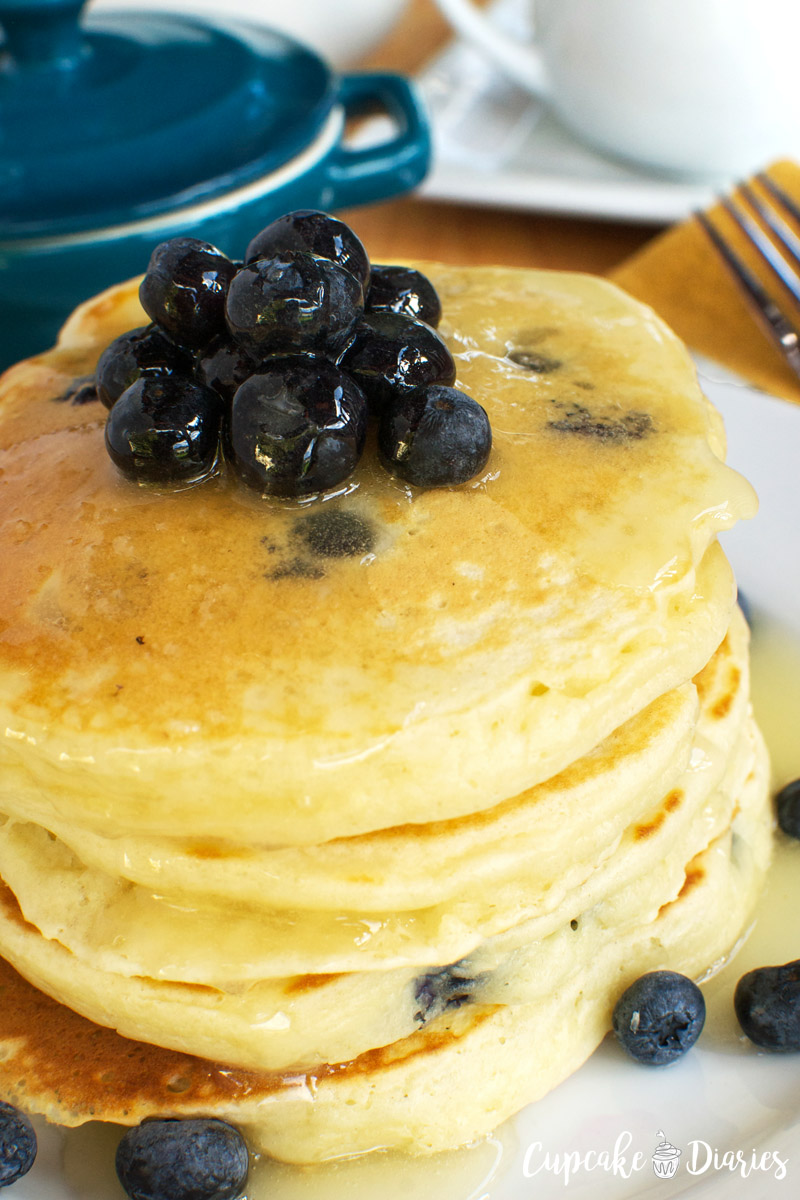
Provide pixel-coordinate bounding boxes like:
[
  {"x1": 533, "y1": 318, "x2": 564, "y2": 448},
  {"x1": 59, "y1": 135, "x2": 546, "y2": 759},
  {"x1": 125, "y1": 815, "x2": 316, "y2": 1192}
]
[
  {"x1": 139, "y1": 238, "x2": 238, "y2": 351},
  {"x1": 341, "y1": 313, "x2": 456, "y2": 412},
  {"x1": 105, "y1": 375, "x2": 223, "y2": 484},
  {"x1": 366, "y1": 264, "x2": 442, "y2": 326},
  {"x1": 98, "y1": 209, "x2": 494, "y2": 497},
  {"x1": 195, "y1": 334, "x2": 262, "y2": 404},
  {"x1": 245, "y1": 209, "x2": 370, "y2": 292},
  {"x1": 225, "y1": 251, "x2": 363, "y2": 360},
  {"x1": 96, "y1": 325, "x2": 193, "y2": 409},
  {"x1": 225, "y1": 356, "x2": 368, "y2": 497}
]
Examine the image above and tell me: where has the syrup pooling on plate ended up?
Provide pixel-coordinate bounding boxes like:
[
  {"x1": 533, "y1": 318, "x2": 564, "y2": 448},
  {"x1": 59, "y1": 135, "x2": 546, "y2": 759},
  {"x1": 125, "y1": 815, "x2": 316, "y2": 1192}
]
[
  {"x1": 701, "y1": 609, "x2": 800, "y2": 1048},
  {"x1": 58, "y1": 1120, "x2": 514, "y2": 1200}
]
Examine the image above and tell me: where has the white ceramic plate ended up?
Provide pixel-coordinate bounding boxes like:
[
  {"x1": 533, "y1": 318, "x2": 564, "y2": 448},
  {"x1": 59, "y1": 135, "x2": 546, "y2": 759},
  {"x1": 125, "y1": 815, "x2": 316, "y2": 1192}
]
[
  {"x1": 417, "y1": 0, "x2": 720, "y2": 224},
  {"x1": 11, "y1": 368, "x2": 800, "y2": 1200}
]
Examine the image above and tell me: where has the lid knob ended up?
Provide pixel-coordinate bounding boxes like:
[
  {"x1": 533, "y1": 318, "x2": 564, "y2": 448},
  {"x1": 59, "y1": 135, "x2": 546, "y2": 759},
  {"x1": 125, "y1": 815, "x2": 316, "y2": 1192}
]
[{"x1": 0, "y1": 0, "x2": 87, "y2": 70}]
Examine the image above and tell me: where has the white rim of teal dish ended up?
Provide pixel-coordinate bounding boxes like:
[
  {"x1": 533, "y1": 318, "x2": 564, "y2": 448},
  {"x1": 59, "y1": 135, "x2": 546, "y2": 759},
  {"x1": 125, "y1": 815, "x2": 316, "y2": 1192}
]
[{"x1": 0, "y1": 106, "x2": 344, "y2": 254}]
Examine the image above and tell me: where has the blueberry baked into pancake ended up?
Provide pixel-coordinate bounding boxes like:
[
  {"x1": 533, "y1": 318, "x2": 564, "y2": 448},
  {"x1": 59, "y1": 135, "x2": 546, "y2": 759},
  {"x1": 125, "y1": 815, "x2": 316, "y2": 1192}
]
[{"x1": 0, "y1": 212, "x2": 772, "y2": 1177}]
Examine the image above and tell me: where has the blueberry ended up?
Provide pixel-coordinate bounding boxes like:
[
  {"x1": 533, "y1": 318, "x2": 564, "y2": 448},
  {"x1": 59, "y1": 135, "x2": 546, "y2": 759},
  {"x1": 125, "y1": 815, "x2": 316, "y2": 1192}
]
[
  {"x1": 225, "y1": 251, "x2": 363, "y2": 360},
  {"x1": 366, "y1": 265, "x2": 441, "y2": 326},
  {"x1": 96, "y1": 325, "x2": 193, "y2": 409},
  {"x1": 0, "y1": 1102, "x2": 37, "y2": 1188},
  {"x1": 734, "y1": 960, "x2": 800, "y2": 1050},
  {"x1": 414, "y1": 960, "x2": 482, "y2": 1024},
  {"x1": 378, "y1": 384, "x2": 491, "y2": 488},
  {"x1": 195, "y1": 334, "x2": 260, "y2": 403},
  {"x1": 736, "y1": 588, "x2": 752, "y2": 625},
  {"x1": 295, "y1": 510, "x2": 375, "y2": 557},
  {"x1": 776, "y1": 779, "x2": 800, "y2": 839},
  {"x1": 507, "y1": 349, "x2": 562, "y2": 373},
  {"x1": 341, "y1": 313, "x2": 456, "y2": 412},
  {"x1": 139, "y1": 238, "x2": 237, "y2": 350},
  {"x1": 245, "y1": 209, "x2": 370, "y2": 292},
  {"x1": 105, "y1": 375, "x2": 223, "y2": 484},
  {"x1": 115, "y1": 1118, "x2": 248, "y2": 1200},
  {"x1": 54, "y1": 374, "x2": 99, "y2": 406},
  {"x1": 548, "y1": 404, "x2": 653, "y2": 441},
  {"x1": 226, "y1": 356, "x2": 367, "y2": 497},
  {"x1": 612, "y1": 970, "x2": 705, "y2": 1064}
]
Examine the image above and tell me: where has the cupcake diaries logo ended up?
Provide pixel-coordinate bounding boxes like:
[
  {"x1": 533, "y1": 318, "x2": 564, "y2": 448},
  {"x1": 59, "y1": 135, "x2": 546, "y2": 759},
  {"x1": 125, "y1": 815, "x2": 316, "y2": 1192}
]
[
  {"x1": 652, "y1": 1131, "x2": 681, "y2": 1178},
  {"x1": 519, "y1": 1130, "x2": 788, "y2": 1186}
]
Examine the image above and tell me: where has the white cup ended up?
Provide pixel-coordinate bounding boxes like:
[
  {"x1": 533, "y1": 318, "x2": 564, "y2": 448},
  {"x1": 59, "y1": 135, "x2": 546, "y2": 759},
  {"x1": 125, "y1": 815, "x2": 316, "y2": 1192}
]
[{"x1": 433, "y1": 0, "x2": 800, "y2": 179}]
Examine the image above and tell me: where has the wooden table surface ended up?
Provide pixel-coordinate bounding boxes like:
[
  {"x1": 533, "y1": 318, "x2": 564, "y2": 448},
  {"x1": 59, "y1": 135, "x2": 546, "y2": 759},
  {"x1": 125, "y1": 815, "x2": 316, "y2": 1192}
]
[{"x1": 340, "y1": 0, "x2": 662, "y2": 274}]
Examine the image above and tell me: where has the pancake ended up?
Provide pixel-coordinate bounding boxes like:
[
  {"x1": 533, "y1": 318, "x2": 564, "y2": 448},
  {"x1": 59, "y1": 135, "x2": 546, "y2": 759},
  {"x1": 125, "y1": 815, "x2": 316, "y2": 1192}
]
[
  {"x1": 0, "y1": 609, "x2": 749, "y2": 981},
  {"x1": 0, "y1": 718, "x2": 771, "y2": 1161},
  {"x1": 0, "y1": 612, "x2": 755, "y2": 1024},
  {"x1": 0, "y1": 267, "x2": 754, "y2": 846},
  {"x1": 0, "y1": 259, "x2": 770, "y2": 1164}
]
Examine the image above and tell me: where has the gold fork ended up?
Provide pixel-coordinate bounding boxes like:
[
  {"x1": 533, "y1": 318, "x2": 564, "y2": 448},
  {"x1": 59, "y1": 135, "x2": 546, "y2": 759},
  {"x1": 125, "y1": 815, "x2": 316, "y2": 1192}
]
[{"x1": 695, "y1": 174, "x2": 800, "y2": 381}]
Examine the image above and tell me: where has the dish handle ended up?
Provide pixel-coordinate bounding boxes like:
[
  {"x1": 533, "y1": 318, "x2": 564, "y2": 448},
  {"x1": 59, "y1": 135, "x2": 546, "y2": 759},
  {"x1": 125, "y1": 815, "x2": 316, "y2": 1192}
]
[{"x1": 322, "y1": 72, "x2": 431, "y2": 210}]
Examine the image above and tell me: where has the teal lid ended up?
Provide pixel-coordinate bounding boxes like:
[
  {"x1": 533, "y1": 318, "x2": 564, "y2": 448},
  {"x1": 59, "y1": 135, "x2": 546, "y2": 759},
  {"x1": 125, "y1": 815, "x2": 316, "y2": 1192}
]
[{"x1": 0, "y1": 0, "x2": 337, "y2": 237}]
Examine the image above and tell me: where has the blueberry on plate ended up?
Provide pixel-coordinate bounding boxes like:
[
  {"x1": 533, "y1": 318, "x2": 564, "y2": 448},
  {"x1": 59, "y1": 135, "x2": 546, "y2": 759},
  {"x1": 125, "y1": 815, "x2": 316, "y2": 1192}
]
[
  {"x1": 139, "y1": 238, "x2": 238, "y2": 350},
  {"x1": 366, "y1": 264, "x2": 442, "y2": 327},
  {"x1": 775, "y1": 778, "x2": 800, "y2": 839},
  {"x1": 226, "y1": 355, "x2": 368, "y2": 497},
  {"x1": 96, "y1": 325, "x2": 192, "y2": 410},
  {"x1": 612, "y1": 970, "x2": 706, "y2": 1064},
  {"x1": 341, "y1": 313, "x2": 456, "y2": 412},
  {"x1": 734, "y1": 960, "x2": 800, "y2": 1050},
  {"x1": 195, "y1": 334, "x2": 261, "y2": 403},
  {"x1": 245, "y1": 209, "x2": 370, "y2": 292},
  {"x1": 378, "y1": 384, "x2": 491, "y2": 488},
  {"x1": 105, "y1": 375, "x2": 224, "y2": 484},
  {"x1": 225, "y1": 250, "x2": 363, "y2": 360},
  {"x1": 0, "y1": 1101, "x2": 37, "y2": 1188},
  {"x1": 115, "y1": 1117, "x2": 248, "y2": 1200}
]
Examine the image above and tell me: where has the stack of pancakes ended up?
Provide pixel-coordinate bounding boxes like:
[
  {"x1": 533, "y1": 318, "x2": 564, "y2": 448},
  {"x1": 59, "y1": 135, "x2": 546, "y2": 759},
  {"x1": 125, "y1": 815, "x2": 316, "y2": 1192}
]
[{"x1": 0, "y1": 263, "x2": 771, "y2": 1163}]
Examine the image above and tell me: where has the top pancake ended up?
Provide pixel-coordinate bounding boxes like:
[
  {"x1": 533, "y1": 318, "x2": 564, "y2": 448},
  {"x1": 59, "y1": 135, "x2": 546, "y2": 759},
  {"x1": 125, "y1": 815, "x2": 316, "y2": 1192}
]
[{"x1": 0, "y1": 265, "x2": 755, "y2": 843}]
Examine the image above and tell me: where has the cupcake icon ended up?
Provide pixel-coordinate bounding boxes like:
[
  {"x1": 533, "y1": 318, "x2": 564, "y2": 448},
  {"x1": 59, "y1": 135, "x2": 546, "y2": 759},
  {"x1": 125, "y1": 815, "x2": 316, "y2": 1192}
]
[{"x1": 652, "y1": 1131, "x2": 682, "y2": 1179}]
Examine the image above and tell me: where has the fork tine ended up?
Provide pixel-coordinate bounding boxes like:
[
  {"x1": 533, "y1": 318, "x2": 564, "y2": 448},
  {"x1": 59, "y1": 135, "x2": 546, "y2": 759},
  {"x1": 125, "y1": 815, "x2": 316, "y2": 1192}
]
[
  {"x1": 724, "y1": 189, "x2": 800, "y2": 307},
  {"x1": 734, "y1": 183, "x2": 800, "y2": 301},
  {"x1": 755, "y1": 171, "x2": 800, "y2": 229},
  {"x1": 694, "y1": 206, "x2": 800, "y2": 380},
  {"x1": 743, "y1": 177, "x2": 800, "y2": 267}
]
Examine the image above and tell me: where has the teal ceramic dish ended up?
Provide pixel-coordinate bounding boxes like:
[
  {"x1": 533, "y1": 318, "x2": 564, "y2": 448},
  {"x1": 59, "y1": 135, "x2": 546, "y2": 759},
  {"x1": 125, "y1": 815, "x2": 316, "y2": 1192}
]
[{"x1": 0, "y1": 3, "x2": 431, "y2": 367}]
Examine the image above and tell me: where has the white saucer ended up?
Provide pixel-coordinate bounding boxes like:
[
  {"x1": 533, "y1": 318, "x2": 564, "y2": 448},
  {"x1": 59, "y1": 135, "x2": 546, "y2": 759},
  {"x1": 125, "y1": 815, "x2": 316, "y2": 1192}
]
[{"x1": 417, "y1": 0, "x2": 718, "y2": 224}]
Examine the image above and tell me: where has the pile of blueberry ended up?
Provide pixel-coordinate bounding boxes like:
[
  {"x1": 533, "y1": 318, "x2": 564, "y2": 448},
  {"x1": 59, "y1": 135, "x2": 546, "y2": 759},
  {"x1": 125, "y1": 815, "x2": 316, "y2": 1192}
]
[{"x1": 98, "y1": 210, "x2": 492, "y2": 497}]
